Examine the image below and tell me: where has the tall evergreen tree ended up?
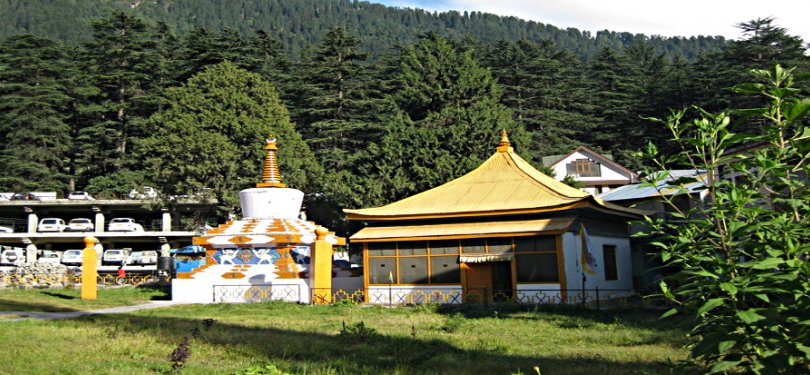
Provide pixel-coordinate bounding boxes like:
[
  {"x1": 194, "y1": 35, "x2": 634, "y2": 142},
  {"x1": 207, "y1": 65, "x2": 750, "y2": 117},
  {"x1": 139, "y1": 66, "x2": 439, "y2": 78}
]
[
  {"x1": 353, "y1": 34, "x2": 529, "y2": 206},
  {"x1": 136, "y1": 62, "x2": 324, "y2": 214},
  {"x1": 587, "y1": 47, "x2": 643, "y2": 153},
  {"x1": 483, "y1": 39, "x2": 599, "y2": 156},
  {"x1": 0, "y1": 35, "x2": 73, "y2": 192},
  {"x1": 78, "y1": 11, "x2": 161, "y2": 185},
  {"x1": 291, "y1": 27, "x2": 383, "y2": 172}
]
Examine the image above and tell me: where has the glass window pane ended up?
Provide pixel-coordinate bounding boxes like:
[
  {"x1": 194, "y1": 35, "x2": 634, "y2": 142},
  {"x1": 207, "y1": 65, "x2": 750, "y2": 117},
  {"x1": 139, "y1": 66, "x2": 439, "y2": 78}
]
[
  {"x1": 399, "y1": 257, "x2": 429, "y2": 284},
  {"x1": 367, "y1": 242, "x2": 396, "y2": 256},
  {"x1": 429, "y1": 240, "x2": 459, "y2": 255},
  {"x1": 398, "y1": 241, "x2": 427, "y2": 256},
  {"x1": 514, "y1": 236, "x2": 556, "y2": 252},
  {"x1": 461, "y1": 238, "x2": 486, "y2": 253},
  {"x1": 516, "y1": 253, "x2": 559, "y2": 282},
  {"x1": 368, "y1": 258, "x2": 396, "y2": 284},
  {"x1": 487, "y1": 237, "x2": 512, "y2": 254},
  {"x1": 430, "y1": 256, "x2": 460, "y2": 283},
  {"x1": 603, "y1": 245, "x2": 618, "y2": 281}
]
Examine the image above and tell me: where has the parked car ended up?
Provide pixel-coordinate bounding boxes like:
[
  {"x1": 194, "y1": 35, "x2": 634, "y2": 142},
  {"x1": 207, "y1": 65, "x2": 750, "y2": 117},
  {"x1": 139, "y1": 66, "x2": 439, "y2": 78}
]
[
  {"x1": 38, "y1": 218, "x2": 67, "y2": 232},
  {"x1": 67, "y1": 191, "x2": 95, "y2": 200},
  {"x1": 107, "y1": 218, "x2": 144, "y2": 232},
  {"x1": 128, "y1": 186, "x2": 158, "y2": 199},
  {"x1": 103, "y1": 249, "x2": 132, "y2": 266},
  {"x1": 67, "y1": 218, "x2": 94, "y2": 232},
  {"x1": 37, "y1": 253, "x2": 61, "y2": 264},
  {"x1": 0, "y1": 225, "x2": 13, "y2": 233},
  {"x1": 10, "y1": 192, "x2": 40, "y2": 201},
  {"x1": 61, "y1": 249, "x2": 83, "y2": 266},
  {"x1": 131, "y1": 250, "x2": 158, "y2": 265},
  {"x1": 0, "y1": 248, "x2": 24, "y2": 266}
]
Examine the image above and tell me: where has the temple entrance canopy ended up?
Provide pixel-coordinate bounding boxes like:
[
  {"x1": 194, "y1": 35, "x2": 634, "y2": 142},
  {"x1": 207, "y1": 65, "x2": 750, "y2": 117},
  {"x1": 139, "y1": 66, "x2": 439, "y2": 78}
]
[{"x1": 172, "y1": 137, "x2": 343, "y2": 304}]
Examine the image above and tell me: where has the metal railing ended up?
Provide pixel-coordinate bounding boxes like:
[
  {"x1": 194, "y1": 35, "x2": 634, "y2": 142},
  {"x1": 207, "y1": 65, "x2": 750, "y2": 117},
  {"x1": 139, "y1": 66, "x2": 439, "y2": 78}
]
[
  {"x1": 212, "y1": 284, "x2": 303, "y2": 303},
  {"x1": 311, "y1": 287, "x2": 637, "y2": 308}
]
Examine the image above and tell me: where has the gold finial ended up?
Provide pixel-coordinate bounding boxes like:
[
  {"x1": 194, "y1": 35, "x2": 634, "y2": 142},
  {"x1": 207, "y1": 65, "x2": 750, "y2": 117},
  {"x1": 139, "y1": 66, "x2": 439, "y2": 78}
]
[
  {"x1": 256, "y1": 137, "x2": 287, "y2": 188},
  {"x1": 496, "y1": 129, "x2": 513, "y2": 152}
]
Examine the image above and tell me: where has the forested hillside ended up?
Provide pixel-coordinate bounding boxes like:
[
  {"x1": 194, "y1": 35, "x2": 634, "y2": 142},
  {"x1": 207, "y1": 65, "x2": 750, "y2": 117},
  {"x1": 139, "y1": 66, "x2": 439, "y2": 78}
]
[
  {"x1": 0, "y1": 0, "x2": 725, "y2": 61},
  {"x1": 0, "y1": 5, "x2": 807, "y2": 232}
]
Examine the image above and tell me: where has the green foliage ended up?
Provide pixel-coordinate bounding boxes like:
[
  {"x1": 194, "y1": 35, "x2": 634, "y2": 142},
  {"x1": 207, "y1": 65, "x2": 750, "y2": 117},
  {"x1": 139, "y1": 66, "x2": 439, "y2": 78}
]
[
  {"x1": 136, "y1": 62, "x2": 323, "y2": 214},
  {"x1": 234, "y1": 364, "x2": 294, "y2": 375},
  {"x1": 482, "y1": 39, "x2": 599, "y2": 156},
  {"x1": 0, "y1": 0, "x2": 727, "y2": 62},
  {"x1": 0, "y1": 34, "x2": 73, "y2": 192},
  {"x1": 76, "y1": 11, "x2": 165, "y2": 183},
  {"x1": 350, "y1": 34, "x2": 530, "y2": 206},
  {"x1": 642, "y1": 65, "x2": 810, "y2": 373},
  {"x1": 85, "y1": 169, "x2": 150, "y2": 199}
]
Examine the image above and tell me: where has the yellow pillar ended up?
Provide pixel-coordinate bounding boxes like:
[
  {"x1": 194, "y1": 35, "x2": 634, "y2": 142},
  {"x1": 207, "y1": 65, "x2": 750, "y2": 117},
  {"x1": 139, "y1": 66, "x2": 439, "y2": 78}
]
[
  {"x1": 310, "y1": 226, "x2": 333, "y2": 304},
  {"x1": 81, "y1": 236, "x2": 99, "y2": 300}
]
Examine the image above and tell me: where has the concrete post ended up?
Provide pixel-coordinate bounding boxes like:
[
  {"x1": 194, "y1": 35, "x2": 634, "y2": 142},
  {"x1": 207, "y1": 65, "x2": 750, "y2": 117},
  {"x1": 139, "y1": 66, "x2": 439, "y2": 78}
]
[
  {"x1": 94, "y1": 209, "x2": 104, "y2": 233},
  {"x1": 82, "y1": 237, "x2": 99, "y2": 300},
  {"x1": 26, "y1": 211, "x2": 38, "y2": 234},
  {"x1": 162, "y1": 209, "x2": 171, "y2": 232},
  {"x1": 25, "y1": 244, "x2": 37, "y2": 264},
  {"x1": 309, "y1": 226, "x2": 333, "y2": 304}
]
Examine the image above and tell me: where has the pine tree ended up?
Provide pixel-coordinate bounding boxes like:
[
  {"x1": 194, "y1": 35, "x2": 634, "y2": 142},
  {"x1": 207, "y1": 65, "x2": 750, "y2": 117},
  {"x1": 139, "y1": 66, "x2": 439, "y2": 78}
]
[
  {"x1": 77, "y1": 11, "x2": 161, "y2": 186},
  {"x1": 0, "y1": 34, "x2": 73, "y2": 192},
  {"x1": 353, "y1": 34, "x2": 529, "y2": 206},
  {"x1": 587, "y1": 47, "x2": 643, "y2": 152},
  {"x1": 291, "y1": 27, "x2": 383, "y2": 172},
  {"x1": 483, "y1": 39, "x2": 600, "y2": 156}
]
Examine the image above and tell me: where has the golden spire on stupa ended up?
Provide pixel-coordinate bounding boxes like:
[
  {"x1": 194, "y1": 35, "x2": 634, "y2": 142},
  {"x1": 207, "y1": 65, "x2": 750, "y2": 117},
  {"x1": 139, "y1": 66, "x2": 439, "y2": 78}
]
[
  {"x1": 256, "y1": 137, "x2": 287, "y2": 188},
  {"x1": 496, "y1": 129, "x2": 513, "y2": 153}
]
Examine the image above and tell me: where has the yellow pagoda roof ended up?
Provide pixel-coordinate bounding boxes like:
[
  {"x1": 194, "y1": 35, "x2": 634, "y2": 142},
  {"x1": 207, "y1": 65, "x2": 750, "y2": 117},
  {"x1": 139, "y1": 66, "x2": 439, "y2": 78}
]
[{"x1": 344, "y1": 130, "x2": 643, "y2": 221}]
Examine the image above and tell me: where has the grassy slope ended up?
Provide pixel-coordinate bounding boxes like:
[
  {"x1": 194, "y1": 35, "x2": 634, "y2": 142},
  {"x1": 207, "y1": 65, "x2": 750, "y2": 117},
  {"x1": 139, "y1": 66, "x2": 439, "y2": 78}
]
[{"x1": 0, "y1": 289, "x2": 695, "y2": 375}]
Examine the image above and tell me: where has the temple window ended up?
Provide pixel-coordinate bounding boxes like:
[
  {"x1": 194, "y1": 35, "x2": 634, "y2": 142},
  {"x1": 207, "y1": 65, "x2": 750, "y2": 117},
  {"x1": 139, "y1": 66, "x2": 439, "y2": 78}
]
[
  {"x1": 514, "y1": 236, "x2": 559, "y2": 283},
  {"x1": 603, "y1": 245, "x2": 618, "y2": 281}
]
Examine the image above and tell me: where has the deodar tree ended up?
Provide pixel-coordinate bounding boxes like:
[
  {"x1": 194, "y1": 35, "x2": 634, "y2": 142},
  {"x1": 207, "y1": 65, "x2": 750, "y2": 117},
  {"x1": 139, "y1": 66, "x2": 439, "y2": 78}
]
[
  {"x1": 643, "y1": 65, "x2": 810, "y2": 373},
  {"x1": 136, "y1": 62, "x2": 323, "y2": 214}
]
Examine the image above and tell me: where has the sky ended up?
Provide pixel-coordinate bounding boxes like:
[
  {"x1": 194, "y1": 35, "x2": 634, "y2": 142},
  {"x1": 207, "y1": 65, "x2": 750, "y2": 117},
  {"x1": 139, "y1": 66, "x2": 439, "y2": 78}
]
[{"x1": 370, "y1": 0, "x2": 810, "y2": 42}]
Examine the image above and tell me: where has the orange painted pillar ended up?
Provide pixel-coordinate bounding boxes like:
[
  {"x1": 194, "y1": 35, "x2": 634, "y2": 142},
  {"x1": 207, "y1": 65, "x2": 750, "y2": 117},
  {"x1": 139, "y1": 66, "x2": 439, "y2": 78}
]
[
  {"x1": 81, "y1": 236, "x2": 99, "y2": 300},
  {"x1": 310, "y1": 226, "x2": 333, "y2": 304}
]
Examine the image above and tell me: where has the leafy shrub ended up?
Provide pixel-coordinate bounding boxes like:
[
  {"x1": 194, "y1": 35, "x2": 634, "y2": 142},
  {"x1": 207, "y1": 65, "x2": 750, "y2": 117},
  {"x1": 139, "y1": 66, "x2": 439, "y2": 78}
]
[{"x1": 642, "y1": 65, "x2": 810, "y2": 373}]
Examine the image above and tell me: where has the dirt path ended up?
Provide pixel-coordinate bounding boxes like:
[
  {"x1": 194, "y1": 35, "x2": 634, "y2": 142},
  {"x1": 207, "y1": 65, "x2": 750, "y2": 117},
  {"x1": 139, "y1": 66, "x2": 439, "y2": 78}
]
[{"x1": 0, "y1": 300, "x2": 186, "y2": 322}]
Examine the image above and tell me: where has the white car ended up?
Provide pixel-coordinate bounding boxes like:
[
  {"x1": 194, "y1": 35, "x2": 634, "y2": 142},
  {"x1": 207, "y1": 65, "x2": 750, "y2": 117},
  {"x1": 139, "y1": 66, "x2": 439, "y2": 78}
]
[
  {"x1": 128, "y1": 186, "x2": 158, "y2": 199},
  {"x1": 67, "y1": 218, "x2": 94, "y2": 231},
  {"x1": 38, "y1": 218, "x2": 66, "y2": 232},
  {"x1": 61, "y1": 249, "x2": 83, "y2": 266},
  {"x1": 0, "y1": 248, "x2": 24, "y2": 266},
  {"x1": 37, "y1": 253, "x2": 61, "y2": 264},
  {"x1": 131, "y1": 250, "x2": 158, "y2": 265},
  {"x1": 103, "y1": 249, "x2": 132, "y2": 265},
  {"x1": 67, "y1": 191, "x2": 95, "y2": 200},
  {"x1": 0, "y1": 225, "x2": 13, "y2": 233},
  {"x1": 107, "y1": 218, "x2": 144, "y2": 232}
]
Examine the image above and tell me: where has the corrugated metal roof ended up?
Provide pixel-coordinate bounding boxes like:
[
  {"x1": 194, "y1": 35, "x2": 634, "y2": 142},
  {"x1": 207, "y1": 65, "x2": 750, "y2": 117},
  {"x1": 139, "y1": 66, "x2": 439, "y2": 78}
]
[
  {"x1": 599, "y1": 170, "x2": 706, "y2": 202},
  {"x1": 344, "y1": 140, "x2": 592, "y2": 219},
  {"x1": 350, "y1": 218, "x2": 575, "y2": 242}
]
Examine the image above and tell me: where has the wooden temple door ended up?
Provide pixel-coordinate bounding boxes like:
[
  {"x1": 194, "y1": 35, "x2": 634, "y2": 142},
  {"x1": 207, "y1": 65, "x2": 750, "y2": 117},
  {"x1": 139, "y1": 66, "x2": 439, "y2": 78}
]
[
  {"x1": 463, "y1": 263, "x2": 492, "y2": 303},
  {"x1": 463, "y1": 262, "x2": 513, "y2": 303}
]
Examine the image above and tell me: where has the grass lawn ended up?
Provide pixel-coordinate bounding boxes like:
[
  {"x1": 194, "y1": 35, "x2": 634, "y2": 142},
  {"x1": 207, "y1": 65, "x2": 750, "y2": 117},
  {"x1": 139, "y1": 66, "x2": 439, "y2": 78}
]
[
  {"x1": 0, "y1": 286, "x2": 168, "y2": 312},
  {"x1": 0, "y1": 287, "x2": 696, "y2": 375}
]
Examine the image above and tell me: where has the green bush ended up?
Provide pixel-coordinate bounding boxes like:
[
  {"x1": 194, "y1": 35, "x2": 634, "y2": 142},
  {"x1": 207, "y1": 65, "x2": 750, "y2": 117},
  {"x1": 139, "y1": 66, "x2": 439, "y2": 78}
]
[{"x1": 642, "y1": 65, "x2": 810, "y2": 373}]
